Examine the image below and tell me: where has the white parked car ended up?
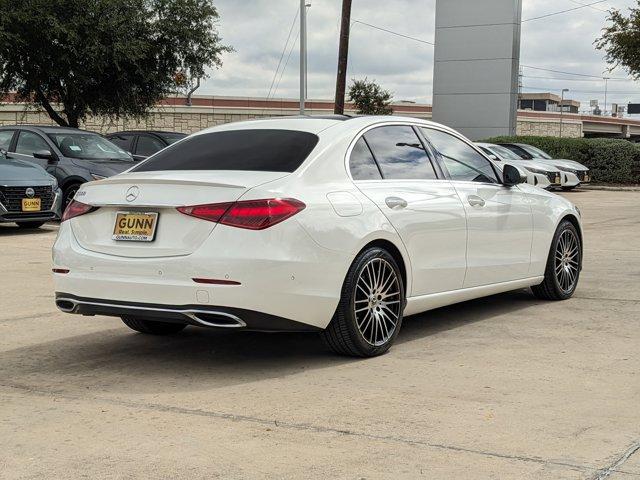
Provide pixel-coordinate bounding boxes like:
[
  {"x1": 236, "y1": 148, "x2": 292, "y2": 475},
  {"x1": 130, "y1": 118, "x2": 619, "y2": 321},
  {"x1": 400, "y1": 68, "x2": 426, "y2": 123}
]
[
  {"x1": 498, "y1": 143, "x2": 590, "y2": 190},
  {"x1": 53, "y1": 117, "x2": 583, "y2": 357},
  {"x1": 475, "y1": 142, "x2": 561, "y2": 189}
]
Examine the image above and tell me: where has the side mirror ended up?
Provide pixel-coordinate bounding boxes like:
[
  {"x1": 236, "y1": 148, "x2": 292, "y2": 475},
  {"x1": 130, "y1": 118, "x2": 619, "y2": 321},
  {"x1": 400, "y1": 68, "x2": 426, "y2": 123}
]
[
  {"x1": 503, "y1": 164, "x2": 527, "y2": 186},
  {"x1": 33, "y1": 149, "x2": 56, "y2": 163},
  {"x1": 0, "y1": 148, "x2": 7, "y2": 160}
]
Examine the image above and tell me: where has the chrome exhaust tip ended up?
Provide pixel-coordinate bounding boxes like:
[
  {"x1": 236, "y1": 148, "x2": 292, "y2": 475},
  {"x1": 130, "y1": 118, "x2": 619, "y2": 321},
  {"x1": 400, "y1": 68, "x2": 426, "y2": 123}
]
[
  {"x1": 56, "y1": 298, "x2": 77, "y2": 313},
  {"x1": 186, "y1": 312, "x2": 246, "y2": 328}
]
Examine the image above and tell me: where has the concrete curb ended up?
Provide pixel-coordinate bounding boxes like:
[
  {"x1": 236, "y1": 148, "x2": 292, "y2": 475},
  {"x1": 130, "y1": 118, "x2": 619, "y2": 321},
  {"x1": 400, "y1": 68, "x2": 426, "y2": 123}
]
[{"x1": 580, "y1": 185, "x2": 640, "y2": 192}]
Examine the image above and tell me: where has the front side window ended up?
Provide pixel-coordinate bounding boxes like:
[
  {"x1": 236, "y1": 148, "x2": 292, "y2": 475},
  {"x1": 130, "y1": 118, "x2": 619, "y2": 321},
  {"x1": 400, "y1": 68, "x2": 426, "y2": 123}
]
[
  {"x1": 421, "y1": 128, "x2": 499, "y2": 183},
  {"x1": 349, "y1": 137, "x2": 382, "y2": 180},
  {"x1": 521, "y1": 144, "x2": 552, "y2": 159},
  {"x1": 15, "y1": 131, "x2": 50, "y2": 155},
  {"x1": 499, "y1": 144, "x2": 531, "y2": 160},
  {"x1": 136, "y1": 135, "x2": 165, "y2": 157},
  {"x1": 0, "y1": 130, "x2": 14, "y2": 151},
  {"x1": 133, "y1": 129, "x2": 319, "y2": 172},
  {"x1": 108, "y1": 134, "x2": 134, "y2": 152},
  {"x1": 48, "y1": 133, "x2": 131, "y2": 161},
  {"x1": 363, "y1": 126, "x2": 437, "y2": 180}
]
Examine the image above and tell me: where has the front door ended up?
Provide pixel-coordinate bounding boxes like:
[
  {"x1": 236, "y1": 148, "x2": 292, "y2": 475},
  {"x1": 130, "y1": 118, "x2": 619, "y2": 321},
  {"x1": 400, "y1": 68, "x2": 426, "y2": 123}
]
[
  {"x1": 350, "y1": 125, "x2": 468, "y2": 297},
  {"x1": 420, "y1": 127, "x2": 533, "y2": 288},
  {"x1": 12, "y1": 130, "x2": 54, "y2": 172}
]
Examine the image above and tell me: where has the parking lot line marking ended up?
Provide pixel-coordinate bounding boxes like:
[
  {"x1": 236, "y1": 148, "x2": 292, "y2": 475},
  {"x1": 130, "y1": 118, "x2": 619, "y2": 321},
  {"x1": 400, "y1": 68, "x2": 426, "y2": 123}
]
[{"x1": 0, "y1": 381, "x2": 613, "y2": 476}]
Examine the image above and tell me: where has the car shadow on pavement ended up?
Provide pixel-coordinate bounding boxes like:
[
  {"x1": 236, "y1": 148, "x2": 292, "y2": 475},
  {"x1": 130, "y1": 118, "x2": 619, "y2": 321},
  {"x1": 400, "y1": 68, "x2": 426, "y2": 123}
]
[
  {"x1": 0, "y1": 289, "x2": 540, "y2": 395},
  {"x1": 0, "y1": 224, "x2": 57, "y2": 236}
]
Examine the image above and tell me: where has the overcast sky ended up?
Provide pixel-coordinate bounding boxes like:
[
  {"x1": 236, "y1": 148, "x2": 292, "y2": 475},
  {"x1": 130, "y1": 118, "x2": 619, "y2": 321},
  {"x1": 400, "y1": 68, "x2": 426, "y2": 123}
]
[{"x1": 202, "y1": 0, "x2": 640, "y2": 111}]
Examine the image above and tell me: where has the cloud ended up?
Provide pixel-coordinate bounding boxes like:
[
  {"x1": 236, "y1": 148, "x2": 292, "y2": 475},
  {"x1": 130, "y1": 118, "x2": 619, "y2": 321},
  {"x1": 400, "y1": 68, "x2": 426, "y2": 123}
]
[{"x1": 203, "y1": 0, "x2": 640, "y2": 109}]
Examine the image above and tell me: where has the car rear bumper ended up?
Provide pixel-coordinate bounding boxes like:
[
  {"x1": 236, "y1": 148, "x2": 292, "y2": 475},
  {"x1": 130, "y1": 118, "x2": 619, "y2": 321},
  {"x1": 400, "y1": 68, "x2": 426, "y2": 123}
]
[
  {"x1": 54, "y1": 293, "x2": 321, "y2": 332},
  {"x1": 52, "y1": 219, "x2": 350, "y2": 330}
]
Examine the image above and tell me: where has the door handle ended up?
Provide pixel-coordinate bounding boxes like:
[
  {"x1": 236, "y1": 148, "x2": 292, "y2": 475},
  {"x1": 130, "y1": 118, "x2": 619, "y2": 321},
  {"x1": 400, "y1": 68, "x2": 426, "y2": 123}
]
[
  {"x1": 385, "y1": 196, "x2": 408, "y2": 209},
  {"x1": 467, "y1": 195, "x2": 485, "y2": 207}
]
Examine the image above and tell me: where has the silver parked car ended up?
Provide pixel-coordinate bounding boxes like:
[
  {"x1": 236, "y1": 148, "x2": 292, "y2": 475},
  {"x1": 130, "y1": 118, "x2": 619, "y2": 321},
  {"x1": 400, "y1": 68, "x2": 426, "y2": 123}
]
[{"x1": 0, "y1": 148, "x2": 62, "y2": 229}]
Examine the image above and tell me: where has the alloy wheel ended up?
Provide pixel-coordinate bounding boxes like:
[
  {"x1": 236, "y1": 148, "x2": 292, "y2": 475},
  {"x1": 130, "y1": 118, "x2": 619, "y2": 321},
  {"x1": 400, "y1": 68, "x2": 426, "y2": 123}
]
[
  {"x1": 354, "y1": 257, "x2": 402, "y2": 346},
  {"x1": 555, "y1": 228, "x2": 580, "y2": 293}
]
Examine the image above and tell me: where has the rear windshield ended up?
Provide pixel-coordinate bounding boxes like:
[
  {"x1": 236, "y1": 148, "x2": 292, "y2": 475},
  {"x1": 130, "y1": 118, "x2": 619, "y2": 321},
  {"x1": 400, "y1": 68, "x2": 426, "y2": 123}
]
[{"x1": 133, "y1": 129, "x2": 319, "y2": 172}]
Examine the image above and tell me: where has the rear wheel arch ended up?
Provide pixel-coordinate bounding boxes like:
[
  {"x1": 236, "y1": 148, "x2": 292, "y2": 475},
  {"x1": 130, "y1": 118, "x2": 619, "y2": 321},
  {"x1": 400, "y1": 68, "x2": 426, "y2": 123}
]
[{"x1": 356, "y1": 239, "x2": 408, "y2": 296}]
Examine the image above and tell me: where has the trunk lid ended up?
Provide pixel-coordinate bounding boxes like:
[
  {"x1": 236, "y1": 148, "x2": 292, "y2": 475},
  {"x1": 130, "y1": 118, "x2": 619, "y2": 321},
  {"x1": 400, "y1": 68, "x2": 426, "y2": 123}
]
[{"x1": 70, "y1": 170, "x2": 287, "y2": 258}]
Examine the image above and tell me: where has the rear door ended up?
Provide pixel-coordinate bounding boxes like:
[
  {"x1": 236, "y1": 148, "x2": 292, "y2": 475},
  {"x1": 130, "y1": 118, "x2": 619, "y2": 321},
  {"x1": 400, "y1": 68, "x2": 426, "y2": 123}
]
[
  {"x1": 421, "y1": 127, "x2": 533, "y2": 288},
  {"x1": 351, "y1": 125, "x2": 467, "y2": 297},
  {"x1": 107, "y1": 133, "x2": 135, "y2": 155}
]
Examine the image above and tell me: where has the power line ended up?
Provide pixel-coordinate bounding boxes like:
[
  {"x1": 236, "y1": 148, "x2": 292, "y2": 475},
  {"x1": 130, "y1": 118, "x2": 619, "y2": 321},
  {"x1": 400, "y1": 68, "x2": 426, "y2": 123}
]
[
  {"x1": 351, "y1": 20, "x2": 434, "y2": 46},
  {"x1": 521, "y1": 74, "x2": 628, "y2": 82},
  {"x1": 266, "y1": 7, "x2": 299, "y2": 100},
  {"x1": 523, "y1": 0, "x2": 608, "y2": 22},
  {"x1": 522, "y1": 85, "x2": 640, "y2": 95},
  {"x1": 520, "y1": 64, "x2": 629, "y2": 80},
  {"x1": 567, "y1": 0, "x2": 610, "y2": 14}
]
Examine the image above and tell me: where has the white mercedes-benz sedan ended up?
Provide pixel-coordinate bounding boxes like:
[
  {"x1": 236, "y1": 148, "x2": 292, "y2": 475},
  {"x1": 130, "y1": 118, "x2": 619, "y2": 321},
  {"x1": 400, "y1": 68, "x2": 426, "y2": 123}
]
[{"x1": 53, "y1": 116, "x2": 583, "y2": 357}]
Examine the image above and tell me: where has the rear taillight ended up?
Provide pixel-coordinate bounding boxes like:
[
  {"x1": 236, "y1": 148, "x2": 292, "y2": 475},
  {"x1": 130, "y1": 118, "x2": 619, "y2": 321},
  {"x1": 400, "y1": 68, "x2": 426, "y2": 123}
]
[
  {"x1": 177, "y1": 198, "x2": 305, "y2": 230},
  {"x1": 62, "y1": 200, "x2": 96, "y2": 222}
]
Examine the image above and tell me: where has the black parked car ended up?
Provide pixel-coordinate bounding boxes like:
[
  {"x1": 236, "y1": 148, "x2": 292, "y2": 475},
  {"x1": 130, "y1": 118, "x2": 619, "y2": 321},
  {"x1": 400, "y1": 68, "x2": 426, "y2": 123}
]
[
  {"x1": 0, "y1": 125, "x2": 135, "y2": 208},
  {"x1": 106, "y1": 130, "x2": 187, "y2": 161}
]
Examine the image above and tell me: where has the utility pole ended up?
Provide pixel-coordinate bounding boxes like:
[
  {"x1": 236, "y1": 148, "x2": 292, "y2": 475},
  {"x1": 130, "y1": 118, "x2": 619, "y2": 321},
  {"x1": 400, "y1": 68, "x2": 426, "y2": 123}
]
[
  {"x1": 299, "y1": 0, "x2": 309, "y2": 115},
  {"x1": 334, "y1": 0, "x2": 352, "y2": 114},
  {"x1": 559, "y1": 88, "x2": 569, "y2": 138},
  {"x1": 603, "y1": 77, "x2": 609, "y2": 116}
]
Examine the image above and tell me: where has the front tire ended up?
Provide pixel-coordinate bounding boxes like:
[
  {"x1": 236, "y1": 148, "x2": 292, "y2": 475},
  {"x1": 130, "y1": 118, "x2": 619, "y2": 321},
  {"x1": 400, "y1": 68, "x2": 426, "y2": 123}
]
[
  {"x1": 532, "y1": 220, "x2": 582, "y2": 300},
  {"x1": 121, "y1": 316, "x2": 187, "y2": 335},
  {"x1": 562, "y1": 186, "x2": 576, "y2": 191},
  {"x1": 321, "y1": 247, "x2": 405, "y2": 357},
  {"x1": 63, "y1": 183, "x2": 81, "y2": 210}
]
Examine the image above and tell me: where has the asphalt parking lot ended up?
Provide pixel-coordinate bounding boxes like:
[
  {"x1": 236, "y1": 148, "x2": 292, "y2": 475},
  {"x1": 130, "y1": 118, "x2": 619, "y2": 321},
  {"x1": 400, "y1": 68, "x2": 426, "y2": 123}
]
[{"x1": 0, "y1": 190, "x2": 638, "y2": 479}]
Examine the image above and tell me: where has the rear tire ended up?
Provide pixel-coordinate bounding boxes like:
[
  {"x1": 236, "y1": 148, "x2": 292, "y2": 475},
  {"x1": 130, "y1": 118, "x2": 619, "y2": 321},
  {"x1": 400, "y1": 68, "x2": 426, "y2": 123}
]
[
  {"x1": 321, "y1": 247, "x2": 405, "y2": 357},
  {"x1": 16, "y1": 222, "x2": 45, "y2": 229},
  {"x1": 121, "y1": 316, "x2": 187, "y2": 335},
  {"x1": 532, "y1": 220, "x2": 582, "y2": 300}
]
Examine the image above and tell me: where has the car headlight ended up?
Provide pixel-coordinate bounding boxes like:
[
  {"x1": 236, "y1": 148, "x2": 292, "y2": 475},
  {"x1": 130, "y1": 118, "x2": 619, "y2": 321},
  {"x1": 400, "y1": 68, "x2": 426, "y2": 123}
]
[
  {"x1": 91, "y1": 173, "x2": 107, "y2": 181},
  {"x1": 555, "y1": 166, "x2": 577, "y2": 174},
  {"x1": 50, "y1": 176, "x2": 58, "y2": 190},
  {"x1": 575, "y1": 205, "x2": 581, "y2": 217}
]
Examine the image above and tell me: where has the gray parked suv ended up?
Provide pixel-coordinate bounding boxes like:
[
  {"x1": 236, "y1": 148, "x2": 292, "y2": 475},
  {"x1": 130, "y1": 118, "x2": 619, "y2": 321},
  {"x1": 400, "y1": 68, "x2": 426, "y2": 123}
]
[
  {"x1": 0, "y1": 126, "x2": 135, "y2": 208},
  {"x1": 0, "y1": 148, "x2": 62, "y2": 228}
]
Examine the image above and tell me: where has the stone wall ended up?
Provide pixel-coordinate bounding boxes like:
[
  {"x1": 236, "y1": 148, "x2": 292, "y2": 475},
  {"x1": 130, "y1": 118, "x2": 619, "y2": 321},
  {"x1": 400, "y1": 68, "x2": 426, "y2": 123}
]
[
  {"x1": 516, "y1": 118, "x2": 583, "y2": 138},
  {"x1": 0, "y1": 100, "x2": 586, "y2": 139}
]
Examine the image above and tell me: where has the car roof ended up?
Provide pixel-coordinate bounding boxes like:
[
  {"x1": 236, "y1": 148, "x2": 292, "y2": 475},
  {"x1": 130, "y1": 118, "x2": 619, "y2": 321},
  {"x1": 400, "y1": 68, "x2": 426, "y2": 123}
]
[
  {"x1": 195, "y1": 115, "x2": 456, "y2": 137},
  {"x1": 107, "y1": 130, "x2": 187, "y2": 136},
  {"x1": 0, "y1": 125, "x2": 96, "y2": 135}
]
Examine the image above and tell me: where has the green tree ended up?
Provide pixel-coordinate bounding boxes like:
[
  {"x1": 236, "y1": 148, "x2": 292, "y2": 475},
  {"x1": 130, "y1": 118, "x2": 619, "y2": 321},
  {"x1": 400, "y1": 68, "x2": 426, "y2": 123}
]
[
  {"x1": 348, "y1": 78, "x2": 393, "y2": 115},
  {"x1": 0, "y1": 0, "x2": 231, "y2": 127},
  {"x1": 596, "y1": 4, "x2": 640, "y2": 79}
]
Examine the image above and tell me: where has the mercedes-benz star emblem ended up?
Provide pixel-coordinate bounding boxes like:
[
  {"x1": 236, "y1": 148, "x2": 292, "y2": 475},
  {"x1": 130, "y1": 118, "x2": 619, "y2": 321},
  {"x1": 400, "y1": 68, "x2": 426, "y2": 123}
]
[
  {"x1": 25, "y1": 188, "x2": 35, "y2": 198},
  {"x1": 125, "y1": 186, "x2": 140, "y2": 203}
]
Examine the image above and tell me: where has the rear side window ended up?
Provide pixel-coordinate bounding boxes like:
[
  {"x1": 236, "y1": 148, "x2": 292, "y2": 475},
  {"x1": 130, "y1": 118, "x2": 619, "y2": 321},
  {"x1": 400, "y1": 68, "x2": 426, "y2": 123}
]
[
  {"x1": 349, "y1": 138, "x2": 382, "y2": 180},
  {"x1": 364, "y1": 126, "x2": 437, "y2": 180},
  {"x1": 133, "y1": 129, "x2": 319, "y2": 172}
]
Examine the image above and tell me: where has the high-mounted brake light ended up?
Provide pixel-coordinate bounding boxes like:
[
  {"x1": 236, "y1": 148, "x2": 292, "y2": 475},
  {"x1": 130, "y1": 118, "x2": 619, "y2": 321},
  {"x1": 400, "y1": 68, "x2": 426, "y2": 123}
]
[
  {"x1": 177, "y1": 198, "x2": 306, "y2": 230},
  {"x1": 62, "y1": 200, "x2": 97, "y2": 222}
]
